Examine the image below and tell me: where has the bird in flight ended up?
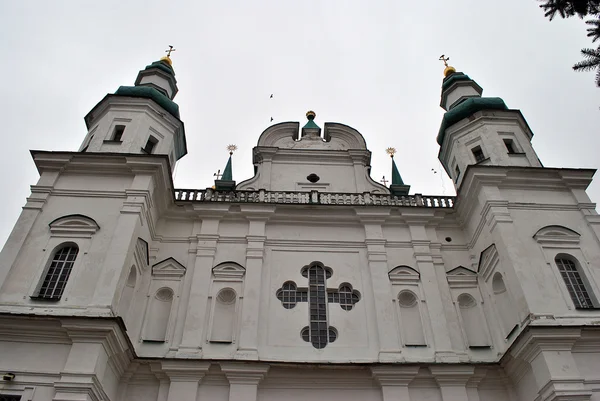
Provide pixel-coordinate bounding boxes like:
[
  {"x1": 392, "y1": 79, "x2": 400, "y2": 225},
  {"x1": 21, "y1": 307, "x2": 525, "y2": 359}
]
[{"x1": 270, "y1": 94, "x2": 273, "y2": 98}]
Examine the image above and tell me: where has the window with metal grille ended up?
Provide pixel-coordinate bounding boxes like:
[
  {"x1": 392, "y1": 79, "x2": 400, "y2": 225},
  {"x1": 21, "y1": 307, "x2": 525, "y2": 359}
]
[
  {"x1": 276, "y1": 281, "x2": 307, "y2": 309},
  {"x1": 307, "y1": 264, "x2": 328, "y2": 349},
  {"x1": 555, "y1": 256, "x2": 595, "y2": 309},
  {"x1": 0, "y1": 395, "x2": 22, "y2": 401},
  {"x1": 472, "y1": 146, "x2": 485, "y2": 163},
  {"x1": 37, "y1": 245, "x2": 78, "y2": 300}
]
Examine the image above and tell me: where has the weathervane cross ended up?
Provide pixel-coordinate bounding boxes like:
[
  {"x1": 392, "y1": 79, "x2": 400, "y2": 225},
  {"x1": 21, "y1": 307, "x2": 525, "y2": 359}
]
[
  {"x1": 380, "y1": 176, "x2": 389, "y2": 186},
  {"x1": 214, "y1": 169, "x2": 222, "y2": 179},
  {"x1": 439, "y1": 54, "x2": 450, "y2": 67},
  {"x1": 165, "y1": 45, "x2": 176, "y2": 57}
]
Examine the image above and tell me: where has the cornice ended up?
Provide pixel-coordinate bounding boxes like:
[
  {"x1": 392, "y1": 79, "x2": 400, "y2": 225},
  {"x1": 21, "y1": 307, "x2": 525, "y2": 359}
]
[{"x1": 160, "y1": 360, "x2": 210, "y2": 382}]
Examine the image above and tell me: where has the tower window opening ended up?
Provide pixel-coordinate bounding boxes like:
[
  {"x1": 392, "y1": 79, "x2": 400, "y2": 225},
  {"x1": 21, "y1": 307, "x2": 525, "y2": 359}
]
[
  {"x1": 555, "y1": 256, "x2": 597, "y2": 309},
  {"x1": 35, "y1": 245, "x2": 79, "y2": 300},
  {"x1": 504, "y1": 139, "x2": 517, "y2": 154},
  {"x1": 142, "y1": 136, "x2": 158, "y2": 154},
  {"x1": 112, "y1": 125, "x2": 125, "y2": 142},
  {"x1": 454, "y1": 165, "x2": 461, "y2": 182},
  {"x1": 472, "y1": 146, "x2": 485, "y2": 163}
]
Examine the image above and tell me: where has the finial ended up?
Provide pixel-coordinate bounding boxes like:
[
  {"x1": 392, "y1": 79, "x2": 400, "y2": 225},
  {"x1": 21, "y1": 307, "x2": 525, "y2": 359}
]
[
  {"x1": 306, "y1": 110, "x2": 316, "y2": 121},
  {"x1": 386, "y1": 147, "x2": 397, "y2": 158},
  {"x1": 160, "y1": 45, "x2": 176, "y2": 66},
  {"x1": 439, "y1": 54, "x2": 456, "y2": 77},
  {"x1": 227, "y1": 144, "x2": 238, "y2": 156}
]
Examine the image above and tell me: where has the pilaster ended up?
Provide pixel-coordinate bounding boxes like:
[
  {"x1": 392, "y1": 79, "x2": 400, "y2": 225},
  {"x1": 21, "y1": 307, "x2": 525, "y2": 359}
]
[
  {"x1": 161, "y1": 361, "x2": 210, "y2": 401},
  {"x1": 220, "y1": 362, "x2": 269, "y2": 401},
  {"x1": 371, "y1": 366, "x2": 420, "y2": 401},
  {"x1": 356, "y1": 209, "x2": 402, "y2": 361},
  {"x1": 510, "y1": 328, "x2": 591, "y2": 401},
  {"x1": 430, "y1": 365, "x2": 475, "y2": 401},
  {"x1": 178, "y1": 206, "x2": 229, "y2": 357},
  {"x1": 236, "y1": 205, "x2": 275, "y2": 359},
  {"x1": 405, "y1": 217, "x2": 456, "y2": 361}
]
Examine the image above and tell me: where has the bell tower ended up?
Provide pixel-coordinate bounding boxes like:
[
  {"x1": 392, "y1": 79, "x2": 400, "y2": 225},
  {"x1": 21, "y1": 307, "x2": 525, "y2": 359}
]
[
  {"x1": 78, "y1": 47, "x2": 187, "y2": 172},
  {"x1": 436, "y1": 56, "x2": 542, "y2": 188}
]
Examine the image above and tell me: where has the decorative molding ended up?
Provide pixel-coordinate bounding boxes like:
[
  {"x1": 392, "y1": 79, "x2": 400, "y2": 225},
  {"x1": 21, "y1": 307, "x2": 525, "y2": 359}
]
[
  {"x1": 220, "y1": 362, "x2": 269, "y2": 385},
  {"x1": 478, "y1": 244, "x2": 499, "y2": 282},
  {"x1": 388, "y1": 266, "x2": 420, "y2": 284},
  {"x1": 371, "y1": 366, "x2": 420, "y2": 386},
  {"x1": 152, "y1": 257, "x2": 186, "y2": 278},
  {"x1": 135, "y1": 237, "x2": 149, "y2": 269},
  {"x1": 533, "y1": 225, "x2": 581, "y2": 246},
  {"x1": 160, "y1": 361, "x2": 210, "y2": 382},
  {"x1": 48, "y1": 214, "x2": 100, "y2": 238},
  {"x1": 447, "y1": 266, "x2": 478, "y2": 288},
  {"x1": 212, "y1": 261, "x2": 246, "y2": 280}
]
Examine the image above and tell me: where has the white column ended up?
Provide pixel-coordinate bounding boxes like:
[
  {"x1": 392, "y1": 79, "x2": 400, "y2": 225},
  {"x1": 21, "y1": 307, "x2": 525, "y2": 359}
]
[
  {"x1": 162, "y1": 361, "x2": 210, "y2": 401},
  {"x1": 356, "y1": 209, "x2": 402, "y2": 361},
  {"x1": 236, "y1": 206, "x2": 274, "y2": 359},
  {"x1": 430, "y1": 365, "x2": 474, "y2": 401},
  {"x1": 221, "y1": 363, "x2": 269, "y2": 401},
  {"x1": 371, "y1": 366, "x2": 419, "y2": 401}
]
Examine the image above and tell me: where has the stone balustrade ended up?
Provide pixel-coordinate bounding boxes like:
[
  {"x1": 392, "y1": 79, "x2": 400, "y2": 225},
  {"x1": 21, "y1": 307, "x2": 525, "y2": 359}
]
[{"x1": 174, "y1": 189, "x2": 455, "y2": 208}]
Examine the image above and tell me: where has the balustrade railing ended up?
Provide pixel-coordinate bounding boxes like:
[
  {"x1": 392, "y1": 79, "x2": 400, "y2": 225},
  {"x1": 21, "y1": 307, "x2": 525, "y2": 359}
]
[{"x1": 174, "y1": 188, "x2": 455, "y2": 208}]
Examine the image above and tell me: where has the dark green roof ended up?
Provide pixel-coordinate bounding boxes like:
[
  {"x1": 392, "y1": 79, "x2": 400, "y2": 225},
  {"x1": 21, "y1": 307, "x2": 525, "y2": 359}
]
[
  {"x1": 145, "y1": 60, "x2": 175, "y2": 76},
  {"x1": 114, "y1": 85, "x2": 180, "y2": 119},
  {"x1": 222, "y1": 155, "x2": 233, "y2": 181},
  {"x1": 442, "y1": 72, "x2": 473, "y2": 91},
  {"x1": 303, "y1": 120, "x2": 320, "y2": 129},
  {"x1": 437, "y1": 97, "x2": 508, "y2": 145},
  {"x1": 391, "y1": 158, "x2": 404, "y2": 186}
]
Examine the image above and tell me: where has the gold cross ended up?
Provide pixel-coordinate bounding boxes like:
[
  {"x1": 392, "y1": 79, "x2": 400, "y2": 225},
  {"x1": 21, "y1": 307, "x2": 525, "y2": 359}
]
[
  {"x1": 439, "y1": 54, "x2": 450, "y2": 67},
  {"x1": 214, "y1": 169, "x2": 222, "y2": 179},
  {"x1": 165, "y1": 45, "x2": 176, "y2": 57},
  {"x1": 380, "y1": 176, "x2": 389, "y2": 186}
]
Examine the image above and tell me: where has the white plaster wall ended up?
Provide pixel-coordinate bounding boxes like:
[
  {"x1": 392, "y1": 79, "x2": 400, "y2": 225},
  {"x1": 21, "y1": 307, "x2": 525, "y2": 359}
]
[{"x1": 440, "y1": 110, "x2": 542, "y2": 187}]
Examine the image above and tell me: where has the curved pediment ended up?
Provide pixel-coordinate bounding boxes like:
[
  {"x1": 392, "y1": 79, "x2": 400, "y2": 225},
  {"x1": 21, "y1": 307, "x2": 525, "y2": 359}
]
[
  {"x1": 323, "y1": 123, "x2": 367, "y2": 150},
  {"x1": 256, "y1": 122, "x2": 301, "y2": 147},
  {"x1": 213, "y1": 261, "x2": 246, "y2": 280},
  {"x1": 533, "y1": 225, "x2": 580, "y2": 244},
  {"x1": 49, "y1": 214, "x2": 100, "y2": 237},
  {"x1": 388, "y1": 266, "x2": 420, "y2": 284}
]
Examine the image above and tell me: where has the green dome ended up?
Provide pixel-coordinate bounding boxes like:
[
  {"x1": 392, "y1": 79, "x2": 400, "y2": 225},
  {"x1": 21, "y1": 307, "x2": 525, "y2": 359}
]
[
  {"x1": 144, "y1": 59, "x2": 175, "y2": 77},
  {"x1": 114, "y1": 85, "x2": 180, "y2": 119},
  {"x1": 437, "y1": 97, "x2": 508, "y2": 145}
]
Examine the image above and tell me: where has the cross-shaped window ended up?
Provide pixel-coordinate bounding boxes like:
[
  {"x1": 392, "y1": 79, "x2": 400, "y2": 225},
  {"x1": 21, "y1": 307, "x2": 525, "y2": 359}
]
[{"x1": 276, "y1": 262, "x2": 361, "y2": 348}]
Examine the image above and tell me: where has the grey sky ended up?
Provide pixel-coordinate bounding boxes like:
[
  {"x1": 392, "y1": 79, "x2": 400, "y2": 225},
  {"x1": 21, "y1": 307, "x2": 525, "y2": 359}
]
[{"x1": 0, "y1": 0, "x2": 598, "y2": 247}]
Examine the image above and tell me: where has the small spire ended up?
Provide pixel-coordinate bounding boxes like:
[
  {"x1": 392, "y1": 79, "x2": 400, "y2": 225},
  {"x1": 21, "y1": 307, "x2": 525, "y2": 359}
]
[
  {"x1": 160, "y1": 45, "x2": 176, "y2": 66},
  {"x1": 386, "y1": 147, "x2": 404, "y2": 186},
  {"x1": 303, "y1": 110, "x2": 320, "y2": 129},
  {"x1": 439, "y1": 54, "x2": 456, "y2": 77},
  {"x1": 221, "y1": 145, "x2": 237, "y2": 181}
]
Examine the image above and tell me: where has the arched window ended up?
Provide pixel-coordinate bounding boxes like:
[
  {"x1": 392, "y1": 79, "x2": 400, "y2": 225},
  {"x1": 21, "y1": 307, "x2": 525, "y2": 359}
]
[
  {"x1": 491, "y1": 272, "x2": 518, "y2": 337},
  {"x1": 143, "y1": 287, "x2": 174, "y2": 342},
  {"x1": 209, "y1": 288, "x2": 237, "y2": 343},
  {"x1": 37, "y1": 244, "x2": 79, "y2": 300},
  {"x1": 398, "y1": 290, "x2": 426, "y2": 346},
  {"x1": 457, "y1": 293, "x2": 490, "y2": 348},
  {"x1": 555, "y1": 255, "x2": 596, "y2": 309}
]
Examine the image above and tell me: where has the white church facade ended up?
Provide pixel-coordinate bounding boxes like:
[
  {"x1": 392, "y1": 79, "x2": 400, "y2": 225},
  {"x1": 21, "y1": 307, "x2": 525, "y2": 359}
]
[{"x1": 0, "y1": 55, "x2": 599, "y2": 401}]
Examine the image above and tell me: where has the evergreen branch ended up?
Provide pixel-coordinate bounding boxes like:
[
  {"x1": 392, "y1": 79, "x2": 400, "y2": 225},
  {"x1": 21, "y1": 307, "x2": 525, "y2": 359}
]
[
  {"x1": 572, "y1": 48, "x2": 600, "y2": 71},
  {"x1": 585, "y1": 17, "x2": 600, "y2": 42}
]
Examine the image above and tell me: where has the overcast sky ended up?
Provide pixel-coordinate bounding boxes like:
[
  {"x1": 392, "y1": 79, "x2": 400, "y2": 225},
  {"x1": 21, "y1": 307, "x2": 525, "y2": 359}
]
[{"x1": 0, "y1": 0, "x2": 598, "y2": 246}]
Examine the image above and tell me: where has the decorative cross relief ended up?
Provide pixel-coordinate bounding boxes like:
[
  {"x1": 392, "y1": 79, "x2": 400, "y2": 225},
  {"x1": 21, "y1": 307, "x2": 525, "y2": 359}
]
[{"x1": 276, "y1": 262, "x2": 361, "y2": 349}]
